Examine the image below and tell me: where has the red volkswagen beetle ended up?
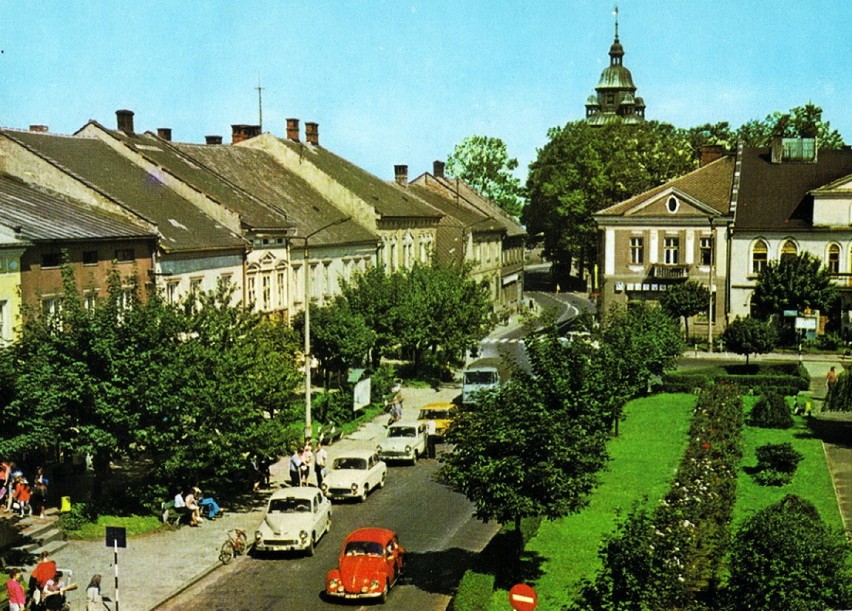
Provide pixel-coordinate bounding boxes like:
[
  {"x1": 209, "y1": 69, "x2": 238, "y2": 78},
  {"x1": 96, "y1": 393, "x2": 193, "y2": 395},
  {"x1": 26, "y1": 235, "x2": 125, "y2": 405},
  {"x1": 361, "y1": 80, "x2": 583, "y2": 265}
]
[{"x1": 325, "y1": 527, "x2": 405, "y2": 603}]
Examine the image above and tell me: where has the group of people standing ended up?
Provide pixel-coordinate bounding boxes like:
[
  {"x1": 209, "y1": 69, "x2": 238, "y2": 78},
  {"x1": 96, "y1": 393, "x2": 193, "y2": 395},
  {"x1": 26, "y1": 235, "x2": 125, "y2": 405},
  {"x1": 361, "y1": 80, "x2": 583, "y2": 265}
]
[
  {"x1": 5, "y1": 551, "x2": 105, "y2": 610},
  {"x1": 0, "y1": 462, "x2": 50, "y2": 519},
  {"x1": 289, "y1": 440, "x2": 328, "y2": 489}
]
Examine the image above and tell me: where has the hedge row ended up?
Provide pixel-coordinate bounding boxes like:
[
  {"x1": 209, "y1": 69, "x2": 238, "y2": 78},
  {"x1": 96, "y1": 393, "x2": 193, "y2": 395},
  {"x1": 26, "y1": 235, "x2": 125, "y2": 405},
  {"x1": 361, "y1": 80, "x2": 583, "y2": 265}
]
[{"x1": 575, "y1": 384, "x2": 744, "y2": 609}]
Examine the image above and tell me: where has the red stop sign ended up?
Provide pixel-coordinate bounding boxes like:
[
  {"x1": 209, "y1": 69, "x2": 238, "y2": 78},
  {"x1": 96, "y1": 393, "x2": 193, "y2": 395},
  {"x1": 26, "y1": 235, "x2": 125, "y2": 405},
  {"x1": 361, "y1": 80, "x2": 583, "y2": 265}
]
[{"x1": 509, "y1": 583, "x2": 538, "y2": 611}]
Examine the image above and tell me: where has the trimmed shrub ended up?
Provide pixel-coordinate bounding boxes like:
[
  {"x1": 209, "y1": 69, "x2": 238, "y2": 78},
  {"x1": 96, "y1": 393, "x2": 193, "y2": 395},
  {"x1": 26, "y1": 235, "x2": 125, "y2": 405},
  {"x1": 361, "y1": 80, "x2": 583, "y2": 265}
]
[
  {"x1": 755, "y1": 442, "x2": 803, "y2": 474},
  {"x1": 753, "y1": 469, "x2": 793, "y2": 486},
  {"x1": 749, "y1": 392, "x2": 793, "y2": 429},
  {"x1": 724, "y1": 495, "x2": 852, "y2": 610},
  {"x1": 451, "y1": 570, "x2": 495, "y2": 611}
]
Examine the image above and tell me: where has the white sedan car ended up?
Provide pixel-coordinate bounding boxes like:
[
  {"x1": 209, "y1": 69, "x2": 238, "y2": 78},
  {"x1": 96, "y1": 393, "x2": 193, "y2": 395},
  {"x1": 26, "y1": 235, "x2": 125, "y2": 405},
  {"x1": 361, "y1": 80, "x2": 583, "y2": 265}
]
[
  {"x1": 378, "y1": 422, "x2": 428, "y2": 464},
  {"x1": 321, "y1": 449, "x2": 387, "y2": 502},
  {"x1": 253, "y1": 486, "x2": 331, "y2": 556}
]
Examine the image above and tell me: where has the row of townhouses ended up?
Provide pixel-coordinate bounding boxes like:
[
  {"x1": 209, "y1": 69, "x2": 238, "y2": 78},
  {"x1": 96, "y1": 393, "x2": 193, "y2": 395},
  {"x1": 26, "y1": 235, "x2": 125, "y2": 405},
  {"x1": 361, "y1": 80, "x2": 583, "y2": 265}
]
[
  {"x1": 0, "y1": 110, "x2": 525, "y2": 344},
  {"x1": 595, "y1": 138, "x2": 852, "y2": 339}
]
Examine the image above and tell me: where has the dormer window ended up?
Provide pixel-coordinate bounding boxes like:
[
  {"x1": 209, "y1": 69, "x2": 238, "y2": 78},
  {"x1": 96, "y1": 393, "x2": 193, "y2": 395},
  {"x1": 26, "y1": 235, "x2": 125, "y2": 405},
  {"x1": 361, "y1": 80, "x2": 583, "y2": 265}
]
[{"x1": 666, "y1": 197, "x2": 679, "y2": 213}]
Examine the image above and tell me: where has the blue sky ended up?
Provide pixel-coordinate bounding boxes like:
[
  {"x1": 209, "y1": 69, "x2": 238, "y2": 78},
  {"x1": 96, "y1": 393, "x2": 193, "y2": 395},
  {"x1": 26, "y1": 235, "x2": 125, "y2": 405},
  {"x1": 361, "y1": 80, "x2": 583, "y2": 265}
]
[{"x1": 1, "y1": 1, "x2": 849, "y2": 182}]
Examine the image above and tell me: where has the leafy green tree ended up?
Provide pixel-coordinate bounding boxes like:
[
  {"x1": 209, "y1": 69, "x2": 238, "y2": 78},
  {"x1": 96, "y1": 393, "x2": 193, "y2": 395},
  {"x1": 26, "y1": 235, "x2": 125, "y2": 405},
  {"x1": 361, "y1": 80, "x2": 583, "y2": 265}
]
[
  {"x1": 293, "y1": 297, "x2": 375, "y2": 388},
  {"x1": 751, "y1": 252, "x2": 838, "y2": 321},
  {"x1": 524, "y1": 120, "x2": 695, "y2": 283},
  {"x1": 722, "y1": 316, "x2": 777, "y2": 365},
  {"x1": 660, "y1": 280, "x2": 710, "y2": 340},
  {"x1": 339, "y1": 265, "x2": 400, "y2": 367},
  {"x1": 598, "y1": 303, "x2": 684, "y2": 433},
  {"x1": 724, "y1": 494, "x2": 851, "y2": 610},
  {"x1": 393, "y1": 263, "x2": 492, "y2": 371},
  {"x1": 440, "y1": 334, "x2": 610, "y2": 556},
  {"x1": 735, "y1": 103, "x2": 845, "y2": 148},
  {"x1": 446, "y1": 135, "x2": 524, "y2": 217}
]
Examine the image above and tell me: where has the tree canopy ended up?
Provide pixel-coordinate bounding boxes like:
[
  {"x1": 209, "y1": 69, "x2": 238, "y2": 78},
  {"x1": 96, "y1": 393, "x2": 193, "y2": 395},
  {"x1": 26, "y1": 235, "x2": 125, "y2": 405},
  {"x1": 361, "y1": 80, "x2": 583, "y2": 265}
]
[
  {"x1": 751, "y1": 252, "x2": 838, "y2": 320},
  {"x1": 446, "y1": 135, "x2": 524, "y2": 217},
  {"x1": 660, "y1": 280, "x2": 710, "y2": 339},
  {"x1": 722, "y1": 316, "x2": 777, "y2": 365},
  {"x1": 524, "y1": 120, "x2": 696, "y2": 281}
]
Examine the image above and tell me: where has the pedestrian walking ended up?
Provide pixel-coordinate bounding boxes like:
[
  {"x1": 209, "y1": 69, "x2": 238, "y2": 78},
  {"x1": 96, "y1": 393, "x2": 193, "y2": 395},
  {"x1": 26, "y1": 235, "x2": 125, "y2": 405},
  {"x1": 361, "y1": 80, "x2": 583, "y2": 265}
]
[
  {"x1": 289, "y1": 448, "x2": 303, "y2": 488},
  {"x1": 314, "y1": 441, "x2": 328, "y2": 489}
]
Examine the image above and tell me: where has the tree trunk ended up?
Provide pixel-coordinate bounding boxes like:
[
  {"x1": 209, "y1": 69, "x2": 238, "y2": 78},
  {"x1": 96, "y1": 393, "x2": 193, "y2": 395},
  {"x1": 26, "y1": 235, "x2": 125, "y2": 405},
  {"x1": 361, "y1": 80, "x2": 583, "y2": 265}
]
[{"x1": 514, "y1": 514, "x2": 524, "y2": 558}]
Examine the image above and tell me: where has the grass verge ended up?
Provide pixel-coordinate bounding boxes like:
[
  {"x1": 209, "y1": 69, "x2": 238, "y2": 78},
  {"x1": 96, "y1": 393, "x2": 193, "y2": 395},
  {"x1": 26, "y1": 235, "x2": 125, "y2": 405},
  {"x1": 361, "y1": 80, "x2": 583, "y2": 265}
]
[
  {"x1": 486, "y1": 393, "x2": 697, "y2": 610},
  {"x1": 63, "y1": 514, "x2": 165, "y2": 540}
]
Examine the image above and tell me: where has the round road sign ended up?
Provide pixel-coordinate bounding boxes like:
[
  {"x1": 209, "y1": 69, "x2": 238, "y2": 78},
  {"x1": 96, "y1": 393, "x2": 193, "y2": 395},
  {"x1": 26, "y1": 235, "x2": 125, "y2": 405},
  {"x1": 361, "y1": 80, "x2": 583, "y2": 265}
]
[{"x1": 508, "y1": 583, "x2": 538, "y2": 611}]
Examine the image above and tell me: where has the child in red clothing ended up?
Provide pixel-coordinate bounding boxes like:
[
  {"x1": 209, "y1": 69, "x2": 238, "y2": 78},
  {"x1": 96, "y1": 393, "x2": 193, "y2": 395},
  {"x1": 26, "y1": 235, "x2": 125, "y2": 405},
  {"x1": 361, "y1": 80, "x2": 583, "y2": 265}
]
[{"x1": 13, "y1": 477, "x2": 32, "y2": 516}]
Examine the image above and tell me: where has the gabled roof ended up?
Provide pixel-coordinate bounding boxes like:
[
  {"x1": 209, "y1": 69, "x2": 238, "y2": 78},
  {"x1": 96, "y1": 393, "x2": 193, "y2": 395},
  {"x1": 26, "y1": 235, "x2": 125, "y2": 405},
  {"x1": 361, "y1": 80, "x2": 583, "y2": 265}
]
[
  {"x1": 1, "y1": 129, "x2": 246, "y2": 253},
  {"x1": 91, "y1": 125, "x2": 293, "y2": 233},
  {"x1": 170, "y1": 141, "x2": 377, "y2": 247},
  {"x1": 0, "y1": 174, "x2": 155, "y2": 242},
  {"x1": 424, "y1": 174, "x2": 526, "y2": 238},
  {"x1": 272, "y1": 138, "x2": 441, "y2": 220},
  {"x1": 597, "y1": 156, "x2": 735, "y2": 218},
  {"x1": 735, "y1": 147, "x2": 852, "y2": 231}
]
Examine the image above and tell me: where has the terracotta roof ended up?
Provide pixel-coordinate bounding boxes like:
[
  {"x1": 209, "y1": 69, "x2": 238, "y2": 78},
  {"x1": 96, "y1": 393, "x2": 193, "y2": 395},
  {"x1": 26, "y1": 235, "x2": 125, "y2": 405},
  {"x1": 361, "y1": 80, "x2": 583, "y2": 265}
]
[
  {"x1": 0, "y1": 174, "x2": 155, "y2": 242},
  {"x1": 598, "y1": 156, "x2": 735, "y2": 217},
  {"x1": 1, "y1": 129, "x2": 246, "y2": 253},
  {"x1": 171, "y1": 141, "x2": 377, "y2": 246},
  {"x1": 273, "y1": 138, "x2": 442, "y2": 220},
  {"x1": 734, "y1": 147, "x2": 852, "y2": 231}
]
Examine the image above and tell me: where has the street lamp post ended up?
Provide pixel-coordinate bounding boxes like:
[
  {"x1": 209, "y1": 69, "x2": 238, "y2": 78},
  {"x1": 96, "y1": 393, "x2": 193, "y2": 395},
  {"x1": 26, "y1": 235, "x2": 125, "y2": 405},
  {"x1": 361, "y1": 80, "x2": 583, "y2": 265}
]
[
  {"x1": 708, "y1": 217, "x2": 716, "y2": 352},
  {"x1": 294, "y1": 216, "x2": 351, "y2": 441}
]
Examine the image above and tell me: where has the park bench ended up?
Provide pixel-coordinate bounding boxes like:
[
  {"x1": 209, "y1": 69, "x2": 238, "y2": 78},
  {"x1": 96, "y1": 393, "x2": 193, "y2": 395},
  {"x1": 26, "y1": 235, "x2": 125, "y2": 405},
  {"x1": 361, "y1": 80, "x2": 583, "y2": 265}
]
[{"x1": 161, "y1": 500, "x2": 188, "y2": 527}]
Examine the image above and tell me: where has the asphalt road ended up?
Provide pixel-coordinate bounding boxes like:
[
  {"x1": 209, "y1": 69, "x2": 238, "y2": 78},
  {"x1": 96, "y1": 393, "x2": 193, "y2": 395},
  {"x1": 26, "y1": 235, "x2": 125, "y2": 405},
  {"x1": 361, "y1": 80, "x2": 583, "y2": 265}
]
[{"x1": 162, "y1": 455, "x2": 499, "y2": 610}]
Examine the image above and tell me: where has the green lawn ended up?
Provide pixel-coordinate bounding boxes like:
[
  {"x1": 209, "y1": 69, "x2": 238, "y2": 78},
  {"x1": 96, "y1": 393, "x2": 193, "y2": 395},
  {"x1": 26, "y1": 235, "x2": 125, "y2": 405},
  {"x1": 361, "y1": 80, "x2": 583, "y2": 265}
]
[
  {"x1": 488, "y1": 394, "x2": 697, "y2": 610},
  {"x1": 734, "y1": 413, "x2": 844, "y2": 533}
]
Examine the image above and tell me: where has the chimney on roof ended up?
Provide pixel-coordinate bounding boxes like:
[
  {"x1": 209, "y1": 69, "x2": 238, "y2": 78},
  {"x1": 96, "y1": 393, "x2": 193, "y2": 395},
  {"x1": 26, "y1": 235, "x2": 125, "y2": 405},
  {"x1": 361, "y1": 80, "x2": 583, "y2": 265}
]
[
  {"x1": 116, "y1": 109, "x2": 135, "y2": 134},
  {"x1": 205, "y1": 135, "x2": 223, "y2": 145},
  {"x1": 433, "y1": 160, "x2": 445, "y2": 178},
  {"x1": 29, "y1": 125, "x2": 48, "y2": 133},
  {"x1": 305, "y1": 122, "x2": 319, "y2": 145},
  {"x1": 157, "y1": 128, "x2": 172, "y2": 142},
  {"x1": 231, "y1": 124, "x2": 261, "y2": 144},
  {"x1": 394, "y1": 165, "x2": 408, "y2": 186},
  {"x1": 699, "y1": 145, "x2": 726, "y2": 167},
  {"x1": 286, "y1": 118, "x2": 300, "y2": 142}
]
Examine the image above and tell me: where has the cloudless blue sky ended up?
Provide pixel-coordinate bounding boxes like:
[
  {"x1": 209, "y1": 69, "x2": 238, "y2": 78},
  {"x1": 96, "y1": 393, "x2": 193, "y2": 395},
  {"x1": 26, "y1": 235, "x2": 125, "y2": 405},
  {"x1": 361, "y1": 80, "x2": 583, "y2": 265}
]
[{"x1": 1, "y1": 1, "x2": 849, "y2": 182}]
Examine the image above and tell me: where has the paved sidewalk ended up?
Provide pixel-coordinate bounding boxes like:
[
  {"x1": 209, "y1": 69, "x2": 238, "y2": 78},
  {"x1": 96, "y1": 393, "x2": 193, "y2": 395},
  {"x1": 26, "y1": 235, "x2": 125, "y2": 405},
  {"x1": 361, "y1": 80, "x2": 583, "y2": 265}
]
[{"x1": 40, "y1": 384, "x2": 460, "y2": 611}]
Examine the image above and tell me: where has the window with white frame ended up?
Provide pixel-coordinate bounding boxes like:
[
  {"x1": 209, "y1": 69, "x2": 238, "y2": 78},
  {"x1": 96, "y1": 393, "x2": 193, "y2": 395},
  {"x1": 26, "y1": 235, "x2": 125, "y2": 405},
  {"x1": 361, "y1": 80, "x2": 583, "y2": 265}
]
[
  {"x1": 247, "y1": 274, "x2": 256, "y2": 305},
  {"x1": 166, "y1": 281, "x2": 179, "y2": 304},
  {"x1": 0, "y1": 300, "x2": 8, "y2": 344},
  {"x1": 42, "y1": 296, "x2": 62, "y2": 319},
  {"x1": 663, "y1": 237, "x2": 680, "y2": 264},
  {"x1": 752, "y1": 240, "x2": 768, "y2": 274},
  {"x1": 827, "y1": 244, "x2": 840, "y2": 274},
  {"x1": 780, "y1": 240, "x2": 798, "y2": 261},
  {"x1": 262, "y1": 273, "x2": 271, "y2": 310},
  {"x1": 629, "y1": 236, "x2": 644, "y2": 264},
  {"x1": 277, "y1": 269, "x2": 286, "y2": 308}
]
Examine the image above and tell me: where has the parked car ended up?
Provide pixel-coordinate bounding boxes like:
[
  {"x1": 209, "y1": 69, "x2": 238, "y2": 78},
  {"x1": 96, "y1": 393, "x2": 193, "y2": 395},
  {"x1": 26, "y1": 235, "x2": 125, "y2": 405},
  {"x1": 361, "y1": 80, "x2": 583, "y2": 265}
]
[
  {"x1": 253, "y1": 486, "x2": 331, "y2": 556},
  {"x1": 325, "y1": 527, "x2": 405, "y2": 603},
  {"x1": 378, "y1": 421, "x2": 428, "y2": 464},
  {"x1": 321, "y1": 449, "x2": 387, "y2": 501},
  {"x1": 417, "y1": 402, "x2": 457, "y2": 440}
]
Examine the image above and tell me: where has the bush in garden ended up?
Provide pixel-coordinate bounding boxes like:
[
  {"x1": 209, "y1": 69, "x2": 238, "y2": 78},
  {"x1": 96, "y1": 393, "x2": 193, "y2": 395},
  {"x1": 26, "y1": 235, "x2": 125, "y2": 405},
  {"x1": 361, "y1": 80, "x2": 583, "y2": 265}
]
[
  {"x1": 749, "y1": 391, "x2": 793, "y2": 428},
  {"x1": 724, "y1": 495, "x2": 851, "y2": 610},
  {"x1": 753, "y1": 469, "x2": 793, "y2": 486},
  {"x1": 755, "y1": 442, "x2": 803, "y2": 474},
  {"x1": 452, "y1": 571, "x2": 496, "y2": 611}
]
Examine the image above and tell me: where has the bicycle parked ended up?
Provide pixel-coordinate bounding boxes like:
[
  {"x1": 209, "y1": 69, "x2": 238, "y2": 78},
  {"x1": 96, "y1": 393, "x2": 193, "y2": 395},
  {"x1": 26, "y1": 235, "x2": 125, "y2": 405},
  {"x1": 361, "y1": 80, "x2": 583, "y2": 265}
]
[{"x1": 219, "y1": 528, "x2": 249, "y2": 565}]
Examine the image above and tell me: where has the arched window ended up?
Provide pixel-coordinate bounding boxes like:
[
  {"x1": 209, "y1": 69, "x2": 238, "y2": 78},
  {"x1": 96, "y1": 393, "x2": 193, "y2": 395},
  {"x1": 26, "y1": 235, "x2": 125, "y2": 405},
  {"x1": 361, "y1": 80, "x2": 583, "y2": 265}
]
[
  {"x1": 751, "y1": 239, "x2": 768, "y2": 274},
  {"x1": 780, "y1": 239, "x2": 798, "y2": 261},
  {"x1": 827, "y1": 244, "x2": 841, "y2": 274}
]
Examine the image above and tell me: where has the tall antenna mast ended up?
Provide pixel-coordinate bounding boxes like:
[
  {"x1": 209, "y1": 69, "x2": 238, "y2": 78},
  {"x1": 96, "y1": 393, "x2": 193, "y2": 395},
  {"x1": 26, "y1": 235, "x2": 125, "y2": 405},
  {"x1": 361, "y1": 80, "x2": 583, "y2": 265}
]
[{"x1": 256, "y1": 77, "x2": 264, "y2": 131}]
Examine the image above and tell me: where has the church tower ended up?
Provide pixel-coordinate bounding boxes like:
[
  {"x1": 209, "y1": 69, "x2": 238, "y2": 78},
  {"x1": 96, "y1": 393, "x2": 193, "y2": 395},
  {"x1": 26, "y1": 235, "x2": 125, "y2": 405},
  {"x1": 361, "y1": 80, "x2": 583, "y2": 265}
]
[{"x1": 585, "y1": 7, "x2": 646, "y2": 125}]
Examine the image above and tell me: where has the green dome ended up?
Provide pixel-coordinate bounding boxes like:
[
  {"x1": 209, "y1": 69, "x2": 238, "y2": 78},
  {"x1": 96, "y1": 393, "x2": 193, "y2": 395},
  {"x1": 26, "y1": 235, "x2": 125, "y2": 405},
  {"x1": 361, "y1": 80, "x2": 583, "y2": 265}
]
[{"x1": 597, "y1": 65, "x2": 636, "y2": 90}]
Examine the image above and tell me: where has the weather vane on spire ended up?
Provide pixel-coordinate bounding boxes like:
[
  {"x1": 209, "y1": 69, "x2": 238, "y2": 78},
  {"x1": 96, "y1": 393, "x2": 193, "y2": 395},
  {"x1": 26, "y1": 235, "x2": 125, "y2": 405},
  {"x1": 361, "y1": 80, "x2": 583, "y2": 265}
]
[{"x1": 612, "y1": 5, "x2": 619, "y2": 41}]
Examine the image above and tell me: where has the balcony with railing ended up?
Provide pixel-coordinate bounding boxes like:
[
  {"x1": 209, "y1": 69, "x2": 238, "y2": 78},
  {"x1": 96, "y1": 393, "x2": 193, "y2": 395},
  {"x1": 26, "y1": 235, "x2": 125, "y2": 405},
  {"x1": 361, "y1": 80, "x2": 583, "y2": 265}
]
[{"x1": 650, "y1": 264, "x2": 690, "y2": 280}]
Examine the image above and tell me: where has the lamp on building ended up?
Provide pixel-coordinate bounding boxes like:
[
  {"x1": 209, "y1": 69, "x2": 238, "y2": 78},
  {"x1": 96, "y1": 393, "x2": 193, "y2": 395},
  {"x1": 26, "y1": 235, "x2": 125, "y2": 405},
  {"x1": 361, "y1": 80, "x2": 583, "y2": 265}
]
[{"x1": 292, "y1": 216, "x2": 351, "y2": 440}]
